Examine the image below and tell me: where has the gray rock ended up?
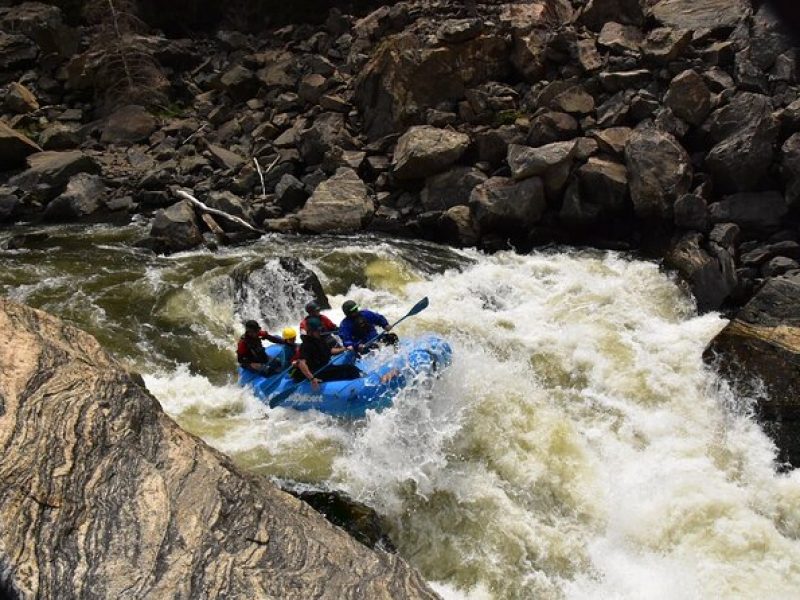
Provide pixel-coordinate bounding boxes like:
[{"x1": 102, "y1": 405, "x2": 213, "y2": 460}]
[
  {"x1": 298, "y1": 73, "x2": 328, "y2": 104},
  {"x1": 4, "y1": 81, "x2": 38, "y2": 113},
  {"x1": 38, "y1": 123, "x2": 80, "y2": 150},
  {"x1": 439, "y1": 205, "x2": 480, "y2": 247},
  {"x1": 477, "y1": 126, "x2": 525, "y2": 166},
  {"x1": 219, "y1": 65, "x2": 258, "y2": 102},
  {"x1": 43, "y1": 173, "x2": 105, "y2": 221},
  {"x1": 642, "y1": 27, "x2": 692, "y2": 63},
  {"x1": 392, "y1": 126, "x2": 470, "y2": 180},
  {"x1": 0, "y1": 32, "x2": 38, "y2": 71},
  {"x1": 297, "y1": 168, "x2": 374, "y2": 233},
  {"x1": 319, "y1": 94, "x2": 351, "y2": 113},
  {"x1": 599, "y1": 69, "x2": 651, "y2": 92},
  {"x1": 650, "y1": 0, "x2": 749, "y2": 31},
  {"x1": 437, "y1": 19, "x2": 483, "y2": 44},
  {"x1": 763, "y1": 257, "x2": 800, "y2": 278},
  {"x1": 510, "y1": 30, "x2": 549, "y2": 83},
  {"x1": 782, "y1": 133, "x2": 800, "y2": 208},
  {"x1": 708, "y1": 192, "x2": 787, "y2": 233},
  {"x1": 740, "y1": 241, "x2": 800, "y2": 267},
  {"x1": 275, "y1": 174, "x2": 309, "y2": 212},
  {"x1": 709, "y1": 223, "x2": 740, "y2": 248},
  {"x1": 0, "y1": 121, "x2": 42, "y2": 168},
  {"x1": 664, "y1": 69, "x2": 711, "y2": 126},
  {"x1": 100, "y1": 105, "x2": 158, "y2": 145},
  {"x1": 527, "y1": 112, "x2": 578, "y2": 147},
  {"x1": 598, "y1": 22, "x2": 643, "y2": 53},
  {"x1": 576, "y1": 38, "x2": 604, "y2": 72},
  {"x1": 469, "y1": 176, "x2": 546, "y2": 233},
  {"x1": 148, "y1": 200, "x2": 204, "y2": 253},
  {"x1": 750, "y1": 4, "x2": 792, "y2": 71},
  {"x1": 580, "y1": 0, "x2": 644, "y2": 30},
  {"x1": 550, "y1": 86, "x2": 595, "y2": 114},
  {"x1": 560, "y1": 158, "x2": 628, "y2": 226},
  {"x1": 508, "y1": 141, "x2": 577, "y2": 180},
  {"x1": 11, "y1": 150, "x2": 100, "y2": 195},
  {"x1": 0, "y1": 188, "x2": 21, "y2": 222},
  {"x1": 625, "y1": 127, "x2": 692, "y2": 219},
  {"x1": 207, "y1": 144, "x2": 245, "y2": 171},
  {"x1": 206, "y1": 191, "x2": 253, "y2": 226},
  {"x1": 705, "y1": 93, "x2": 778, "y2": 193},
  {"x1": 421, "y1": 166, "x2": 487, "y2": 211},
  {"x1": 665, "y1": 232, "x2": 734, "y2": 312},
  {"x1": 673, "y1": 194, "x2": 708, "y2": 231},
  {"x1": 0, "y1": 299, "x2": 438, "y2": 599},
  {"x1": 590, "y1": 127, "x2": 632, "y2": 156}
]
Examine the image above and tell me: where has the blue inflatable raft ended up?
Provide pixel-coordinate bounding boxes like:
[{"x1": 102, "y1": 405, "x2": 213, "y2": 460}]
[{"x1": 238, "y1": 335, "x2": 452, "y2": 418}]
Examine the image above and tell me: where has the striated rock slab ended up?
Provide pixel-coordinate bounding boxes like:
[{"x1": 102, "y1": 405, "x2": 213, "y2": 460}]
[
  {"x1": 650, "y1": 0, "x2": 749, "y2": 31},
  {"x1": 0, "y1": 299, "x2": 438, "y2": 599},
  {"x1": 705, "y1": 276, "x2": 800, "y2": 465}
]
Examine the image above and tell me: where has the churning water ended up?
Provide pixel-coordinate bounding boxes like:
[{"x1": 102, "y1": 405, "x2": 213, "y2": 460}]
[{"x1": 3, "y1": 223, "x2": 800, "y2": 599}]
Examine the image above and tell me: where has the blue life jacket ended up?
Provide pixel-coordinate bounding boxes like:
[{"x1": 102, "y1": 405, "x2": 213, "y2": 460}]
[{"x1": 339, "y1": 310, "x2": 388, "y2": 347}]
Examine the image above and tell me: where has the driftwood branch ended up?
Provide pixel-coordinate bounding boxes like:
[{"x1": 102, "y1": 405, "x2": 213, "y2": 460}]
[
  {"x1": 253, "y1": 157, "x2": 266, "y2": 199},
  {"x1": 175, "y1": 189, "x2": 265, "y2": 235}
]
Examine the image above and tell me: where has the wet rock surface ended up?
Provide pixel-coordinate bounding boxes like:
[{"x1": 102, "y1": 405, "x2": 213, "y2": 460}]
[{"x1": 0, "y1": 299, "x2": 437, "y2": 599}]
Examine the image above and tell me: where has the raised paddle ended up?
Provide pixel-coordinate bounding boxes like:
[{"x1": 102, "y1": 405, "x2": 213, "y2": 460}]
[{"x1": 268, "y1": 297, "x2": 430, "y2": 409}]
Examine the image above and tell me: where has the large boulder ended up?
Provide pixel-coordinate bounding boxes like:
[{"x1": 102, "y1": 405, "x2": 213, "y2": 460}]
[
  {"x1": 579, "y1": 0, "x2": 644, "y2": 30},
  {"x1": 649, "y1": 0, "x2": 749, "y2": 31},
  {"x1": 0, "y1": 299, "x2": 437, "y2": 598},
  {"x1": 439, "y1": 205, "x2": 480, "y2": 247},
  {"x1": 11, "y1": 150, "x2": 101, "y2": 196},
  {"x1": 148, "y1": 200, "x2": 204, "y2": 253},
  {"x1": 4, "y1": 81, "x2": 39, "y2": 114},
  {"x1": 664, "y1": 70, "x2": 711, "y2": 126},
  {"x1": 297, "y1": 168, "x2": 374, "y2": 233},
  {"x1": 560, "y1": 158, "x2": 628, "y2": 226},
  {"x1": 43, "y1": 173, "x2": 105, "y2": 221},
  {"x1": 101, "y1": 105, "x2": 158, "y2": 144},
  {"x1": 0, "y1": 32, "x2": 37, "y2": 74},
  {"x1": 708, "y1": 192, "x2": 788, "y2": 234},
  {"x1": 0, "y1": 121, "x2": 42, "y2": 168},
  {"x1": 665, "y1": 232, "x2": 736, "y2": 312},
  {"x1": 355, "y1": 31, "x2": 510, "y2": 138},
  {"x1": 421, "y1": 166, "x2": 487, "y2": 211},
  {"x1": 0, "y1": 2, "x2": 78, "y2": 58},
  {"x1": 625, "y1": 127, "x2": 692, "y2": 219},
  {"x1": 392, "y1": 126, "x2": 470, "y2": 180},
  {"x1": 469, "y1": 176, "x2": 546, "y2": 234},
  {"x1": 704, "y1": 92, "x2": 778, "y2": 193},
  {"x1": 507, "y1": 141, "x2": 577, "y2": 180},
  {"x1": 704, "y1": 275, "x2": 800, "y2": 465}
]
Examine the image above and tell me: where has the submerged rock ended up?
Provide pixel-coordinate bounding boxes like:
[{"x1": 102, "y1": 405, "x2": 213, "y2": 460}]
[{"x1": 0, "y1": 299, "x2": 436, "y2": 599}]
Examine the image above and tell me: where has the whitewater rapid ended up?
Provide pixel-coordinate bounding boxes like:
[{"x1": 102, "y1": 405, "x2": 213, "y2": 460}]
[
  {"x1": 3, "y1": 225, "x2": 800, "y2": 599},
  {"x1": 147, "y1": 246, "x2": 800, "y2": 600}
]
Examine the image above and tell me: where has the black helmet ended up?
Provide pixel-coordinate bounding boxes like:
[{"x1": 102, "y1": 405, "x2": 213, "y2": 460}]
[
  {"x1": 305, "y1": 300, "x2": 321, "y2": 313},
  {"x1": 342, "y1": 300, "x2": 359, "y2": 315},
  {"x1": 244, "y1": 319, "x2": 260, "y2": 331}
]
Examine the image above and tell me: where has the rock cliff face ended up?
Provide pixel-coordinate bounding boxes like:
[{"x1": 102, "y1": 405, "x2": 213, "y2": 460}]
[{"x1": 0, "y1": 299, "x2": 437, "y2": 600}]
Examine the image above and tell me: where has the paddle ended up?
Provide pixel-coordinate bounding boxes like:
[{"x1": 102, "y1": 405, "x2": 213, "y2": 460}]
[{"x1": 268, "y1": 297, "x2": 430, "y2": 409}]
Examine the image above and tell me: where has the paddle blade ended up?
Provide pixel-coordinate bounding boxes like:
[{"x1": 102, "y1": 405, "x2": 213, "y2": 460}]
[{"x1": 406, "y1": 297, "x2": 429, "y2": 317}]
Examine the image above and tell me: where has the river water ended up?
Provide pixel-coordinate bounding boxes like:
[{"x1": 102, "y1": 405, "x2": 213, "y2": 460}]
[{"x1": 3, "y1": 222, "x2": 800, "y2": 599}]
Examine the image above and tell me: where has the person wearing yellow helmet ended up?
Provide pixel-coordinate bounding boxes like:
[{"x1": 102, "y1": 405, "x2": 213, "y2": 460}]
[{"x1": 276, "y1": 327, "x2": 298, "y2": 368}]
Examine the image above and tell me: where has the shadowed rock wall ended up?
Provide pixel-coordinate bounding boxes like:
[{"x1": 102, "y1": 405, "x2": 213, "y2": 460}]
[{"x1": 0, "y1": 298, "x2": 438, "y2": 600}]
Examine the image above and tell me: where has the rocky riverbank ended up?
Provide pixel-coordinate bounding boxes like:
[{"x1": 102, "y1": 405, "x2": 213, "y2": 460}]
[
  {"x1": 0, "y1": 298, "x2": 437, "y2": 599},
  {"x1": 1, "y1": 0, "x2": 800, "y2": 537}
]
